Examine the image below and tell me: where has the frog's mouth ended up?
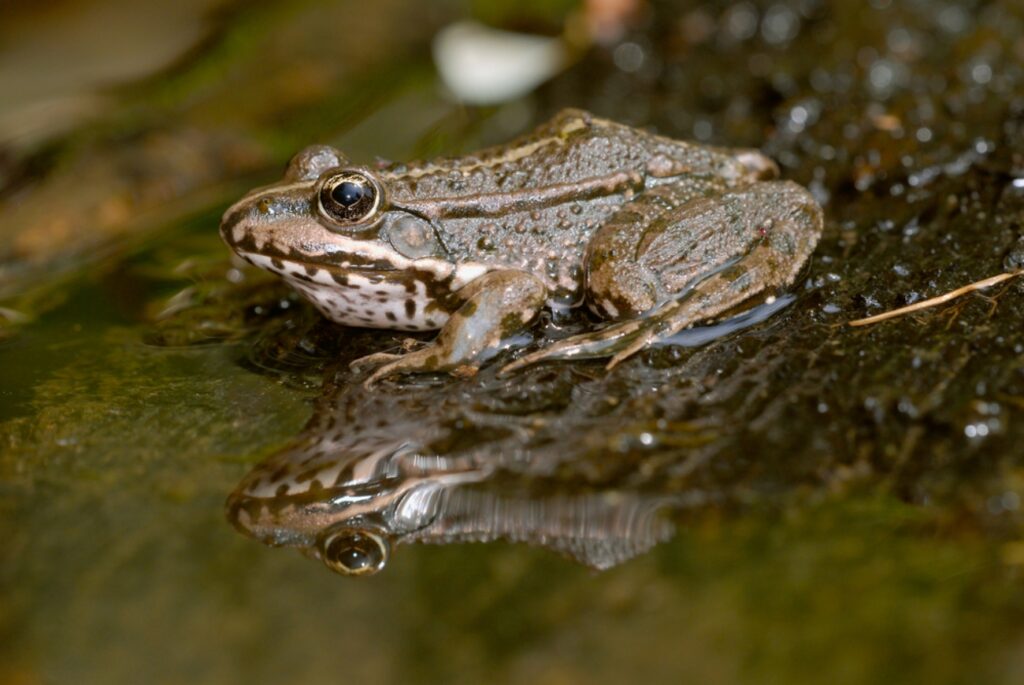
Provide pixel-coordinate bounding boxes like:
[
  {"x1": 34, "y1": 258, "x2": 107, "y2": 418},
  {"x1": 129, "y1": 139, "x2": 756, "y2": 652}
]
[
  {"x1": 234, "y1": 244, "x2": 399, "y2": 273},
  {"x1": 236, "y1": 246, "x2": 464, "y2": 292},
  {"x1": 238, "y1": 252, "x2": 458, "y2": 299},
  {"x1": 276, "y1": 253, "x2": 400, "y2": 280},
  {"x1": 220, "y1": 208, "x2": 406, "y2": 272}
]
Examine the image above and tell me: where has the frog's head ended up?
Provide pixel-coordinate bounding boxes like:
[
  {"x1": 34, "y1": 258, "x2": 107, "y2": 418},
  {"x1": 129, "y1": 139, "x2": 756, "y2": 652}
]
[
  {"x1": 220, "y1": 145, "x2": 468, "y2": 330},
  {"x1": 220, "y1": 145, "x2": 451, "y2": 277},
  {"x1": 225, "y1": 435, "x2": 486, "y2": 577}
]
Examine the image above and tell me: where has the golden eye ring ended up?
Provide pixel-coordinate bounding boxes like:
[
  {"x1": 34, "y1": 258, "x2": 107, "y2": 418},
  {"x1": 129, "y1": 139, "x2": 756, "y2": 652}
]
[{"x1": 317, "y1": 170, "x2": 383, "y2": 227}]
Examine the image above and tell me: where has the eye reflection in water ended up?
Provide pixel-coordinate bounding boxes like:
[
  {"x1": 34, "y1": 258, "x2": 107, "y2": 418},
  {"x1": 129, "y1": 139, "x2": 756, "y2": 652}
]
[{"x1": 319, "y1": 527, "x2": 390, "y2": 576}]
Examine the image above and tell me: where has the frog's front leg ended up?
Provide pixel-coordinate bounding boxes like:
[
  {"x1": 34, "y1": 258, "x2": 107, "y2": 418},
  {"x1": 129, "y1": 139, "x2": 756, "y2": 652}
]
[
  {"x1": 357, "y1": 270, "x2": 547, "y2": 387},
  {"x1": 502, "y1": 180, "x2": 822, "y2": 374}
]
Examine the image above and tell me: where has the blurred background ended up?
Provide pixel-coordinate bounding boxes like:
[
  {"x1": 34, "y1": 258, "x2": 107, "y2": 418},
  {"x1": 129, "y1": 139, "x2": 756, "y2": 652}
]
[{"x1": 3, "y1": 1, "x2": 1024, "y2": 684}]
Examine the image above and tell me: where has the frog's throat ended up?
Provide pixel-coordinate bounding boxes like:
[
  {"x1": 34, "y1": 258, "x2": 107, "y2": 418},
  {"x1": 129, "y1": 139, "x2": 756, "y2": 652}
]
[{"x1": 240, "y1": 251, "x2": 456, "y2": 331}]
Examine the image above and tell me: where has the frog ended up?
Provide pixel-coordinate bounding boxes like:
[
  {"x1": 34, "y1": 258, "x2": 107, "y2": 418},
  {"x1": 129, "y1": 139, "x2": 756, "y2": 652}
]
[{"x1": 220, "y1": 109, "x2": 823, "y2": 385}]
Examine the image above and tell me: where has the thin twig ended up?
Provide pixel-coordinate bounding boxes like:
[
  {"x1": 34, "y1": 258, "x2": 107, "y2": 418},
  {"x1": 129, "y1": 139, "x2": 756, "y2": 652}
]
[{"x1": 848, "y1": 271, "x2": 1023, "y2": 327}]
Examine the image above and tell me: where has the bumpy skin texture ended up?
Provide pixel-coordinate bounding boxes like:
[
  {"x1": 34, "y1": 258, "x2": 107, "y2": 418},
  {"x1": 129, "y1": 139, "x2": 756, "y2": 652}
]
[{"x1": 220, "y1": 109, "x2": 823, "y2": 384}]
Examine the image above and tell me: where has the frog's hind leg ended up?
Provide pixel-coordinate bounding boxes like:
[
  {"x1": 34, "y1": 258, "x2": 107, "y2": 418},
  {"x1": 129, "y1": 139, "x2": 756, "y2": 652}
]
[
  {"x1": 358, "y1": 270, "x2": 546, "y2": 387},
  {"x1": 501, "y1": 180, "x2": 822, "y2": 375}
]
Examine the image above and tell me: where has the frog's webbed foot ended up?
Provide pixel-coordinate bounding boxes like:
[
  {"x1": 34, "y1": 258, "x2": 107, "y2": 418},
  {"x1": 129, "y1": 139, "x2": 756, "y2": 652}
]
[{"x1": 358, "y1": 270, "x2": 546, "y2": 388}]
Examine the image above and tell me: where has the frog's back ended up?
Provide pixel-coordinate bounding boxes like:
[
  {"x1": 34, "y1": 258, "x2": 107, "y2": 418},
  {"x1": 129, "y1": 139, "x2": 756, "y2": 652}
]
[
  {"x1": 378, "y1": 110, "x2": 771, "y2": 298},
  {"x1": 381, "y1": 109, "x2": 754, "y2": 202}
]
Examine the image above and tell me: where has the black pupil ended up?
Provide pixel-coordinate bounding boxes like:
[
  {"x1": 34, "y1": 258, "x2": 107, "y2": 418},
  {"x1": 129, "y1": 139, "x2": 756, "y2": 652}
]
[
  {"x1": 339, "y1": 546, "x2": 371, "y2": 571},
  {"x1": 332, "y1": 181, "x2": 365, "y2": 207}
]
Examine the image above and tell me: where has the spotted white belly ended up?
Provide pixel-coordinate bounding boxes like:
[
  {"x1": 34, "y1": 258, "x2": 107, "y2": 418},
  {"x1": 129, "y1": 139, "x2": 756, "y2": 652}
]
[{"x1": 243, "y1": 252, "x2": 448, "y2": 331}]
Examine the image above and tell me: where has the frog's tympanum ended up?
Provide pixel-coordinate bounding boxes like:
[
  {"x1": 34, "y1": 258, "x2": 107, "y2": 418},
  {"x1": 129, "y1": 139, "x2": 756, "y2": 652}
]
[{"x1": 220, "y1": 109, "x2": 823, "y2": 384}]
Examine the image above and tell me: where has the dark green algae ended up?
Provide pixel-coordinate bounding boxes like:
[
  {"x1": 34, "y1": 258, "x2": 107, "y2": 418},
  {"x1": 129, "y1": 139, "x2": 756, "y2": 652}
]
[{"x1": 4, "y1": 0, "x2": 1024, "y2": 683}]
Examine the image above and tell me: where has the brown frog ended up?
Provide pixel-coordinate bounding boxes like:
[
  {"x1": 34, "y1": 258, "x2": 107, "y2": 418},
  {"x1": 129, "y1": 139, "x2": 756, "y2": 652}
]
[{"x1": 220, "y1": 109, "x2": 822, "y2": 384}]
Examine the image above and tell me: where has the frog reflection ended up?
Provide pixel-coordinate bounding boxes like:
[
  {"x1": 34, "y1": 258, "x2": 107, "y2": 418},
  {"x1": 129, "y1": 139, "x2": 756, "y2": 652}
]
[{"x1": 226, "y1": 430, "x2": 677, "y2": 576}]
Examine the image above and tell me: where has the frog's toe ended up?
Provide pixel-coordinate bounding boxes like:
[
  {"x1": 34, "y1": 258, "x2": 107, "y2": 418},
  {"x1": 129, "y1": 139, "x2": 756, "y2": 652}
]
[
  {"x1": 499, "y1": 344, "x2": 577, "y2": 375},
  {"x1": 499, "y1": 319, "x2": 646, "y2": 375},
  {"x1": 349, "y1": 352, "x2": 403, "y2": 373},
  {"x1": 360, "y1": 347, "x2": 457, "y2": 388},
  {"x1": 498, "y1": 351, "x2": 543, "y2": 376},
  {"x1": 361, "y1": 357, "x2": 411, "y2": 388},
  {"x1": 451, "y1": 363, "x2": 480, "y2": 379},
  {"x1": 605, "y1": 331, "x2": 658, "y2": 369}
]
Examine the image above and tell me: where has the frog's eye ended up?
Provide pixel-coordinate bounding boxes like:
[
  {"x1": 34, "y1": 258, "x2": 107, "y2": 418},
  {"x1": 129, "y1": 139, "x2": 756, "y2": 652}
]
[
  {"x1": 317, "y1": 527, "x2": 389, "y2": 576},
  {"x1": 317, "y1": 171, "x2": 383, "y2": 227}
]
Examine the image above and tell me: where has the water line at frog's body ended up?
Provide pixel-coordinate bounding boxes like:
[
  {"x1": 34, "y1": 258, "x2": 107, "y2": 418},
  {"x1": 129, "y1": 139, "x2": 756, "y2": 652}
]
[{"x1": 657, "y1": 293, "x2": 795, "y2": 348}]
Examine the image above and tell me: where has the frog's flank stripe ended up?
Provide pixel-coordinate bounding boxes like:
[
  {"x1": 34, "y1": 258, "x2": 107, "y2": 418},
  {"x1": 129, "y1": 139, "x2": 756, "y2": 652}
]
[{"x1": 396, "y1": 171, "x2": 645, "y2": 220}]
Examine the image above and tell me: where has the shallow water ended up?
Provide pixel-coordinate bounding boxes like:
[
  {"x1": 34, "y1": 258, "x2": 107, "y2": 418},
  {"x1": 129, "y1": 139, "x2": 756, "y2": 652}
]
[{"x1": 4, "y1": 1, "x2": 1024, "y2": 683}]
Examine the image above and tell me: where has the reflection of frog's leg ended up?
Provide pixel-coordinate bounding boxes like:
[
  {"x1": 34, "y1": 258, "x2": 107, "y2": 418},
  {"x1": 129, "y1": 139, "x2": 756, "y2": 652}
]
[
  {"x1": 358, "y1": 270, "x2": 546, "y2": 387},
  {"x1": 502, "y1": 180, "x2": 821, "y2": 374}
]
